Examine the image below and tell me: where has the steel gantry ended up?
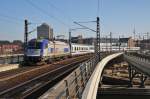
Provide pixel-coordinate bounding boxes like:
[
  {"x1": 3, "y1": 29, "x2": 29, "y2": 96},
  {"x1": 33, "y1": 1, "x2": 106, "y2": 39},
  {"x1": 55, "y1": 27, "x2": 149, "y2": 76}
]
[{"x1": 73, "y1": 17, "x2": 101, "y2": 63}]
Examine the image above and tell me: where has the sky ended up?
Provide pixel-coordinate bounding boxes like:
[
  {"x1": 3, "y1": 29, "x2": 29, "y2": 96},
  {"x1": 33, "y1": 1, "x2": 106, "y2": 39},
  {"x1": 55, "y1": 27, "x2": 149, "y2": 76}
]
[{"x1": 0, "y1": 0, "x2": 150, "y2": 41}]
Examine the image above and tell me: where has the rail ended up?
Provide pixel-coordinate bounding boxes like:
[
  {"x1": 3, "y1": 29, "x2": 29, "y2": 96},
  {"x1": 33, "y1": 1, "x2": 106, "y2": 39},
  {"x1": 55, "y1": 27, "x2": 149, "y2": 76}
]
[{"x1": 81, "y1": 53, "x2": 123, "y2": 99}]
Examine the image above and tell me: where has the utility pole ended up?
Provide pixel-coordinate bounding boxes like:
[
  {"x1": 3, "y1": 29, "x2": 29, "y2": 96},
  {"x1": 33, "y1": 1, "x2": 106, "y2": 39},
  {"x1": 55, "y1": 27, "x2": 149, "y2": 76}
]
[
  {"x1": 106, "y1": 36, "x2": 108, "y2": 52},
  {"x1": 133, "y1": 27, "x2": 136, "y2": 40},
  {"x1": 24, "y1": 19, "x2": 28, "y2": 56},
  {"x1": 23, "y1": 19, "x2": 29, "y2": 63},
  {"x1": 69, "y1": 29, "x2": 72, "y2": 56},
  {"x1": 110, "y1": 32, "x2": 112, "y2": 52},
  {"x1": 145, "y1": 32, "x2": 149, "y2": 50},
  {"x1": 96, "y1": 17, "x2": 100, "y2": 61},
  {"x1": 119, "y1": 36, "x2": 120, "y2": 51}
]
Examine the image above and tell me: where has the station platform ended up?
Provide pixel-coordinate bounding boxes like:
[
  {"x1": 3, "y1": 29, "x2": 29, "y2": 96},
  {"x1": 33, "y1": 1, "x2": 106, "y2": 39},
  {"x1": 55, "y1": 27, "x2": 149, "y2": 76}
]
[{"x1": 0, "y1": 64, "x2": 19, "y2": 72}]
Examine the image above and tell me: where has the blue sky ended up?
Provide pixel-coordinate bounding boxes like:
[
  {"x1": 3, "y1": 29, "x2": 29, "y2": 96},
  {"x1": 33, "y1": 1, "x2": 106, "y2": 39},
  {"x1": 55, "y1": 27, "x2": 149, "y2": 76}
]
[{"x1": 0, "y1": 0, "x2": 150, "y2": 41}]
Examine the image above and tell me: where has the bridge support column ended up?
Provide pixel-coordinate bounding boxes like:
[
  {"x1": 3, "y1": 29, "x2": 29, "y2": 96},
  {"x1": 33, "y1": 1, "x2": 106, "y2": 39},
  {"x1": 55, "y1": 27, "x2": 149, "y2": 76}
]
[
  {"x1": 128, "y1": 64, "x2": 148, "y2": 88},
  {"x1": 128, "y1": 65, "x2": 137, "y2": 87},
  {"x1": 139, "y1": 74, "x2": 147, "y2": 88}
]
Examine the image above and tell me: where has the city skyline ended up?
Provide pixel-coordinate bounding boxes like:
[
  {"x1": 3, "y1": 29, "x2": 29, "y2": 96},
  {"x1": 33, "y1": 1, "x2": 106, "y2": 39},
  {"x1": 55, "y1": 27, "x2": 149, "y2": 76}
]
[{"x1": 0, "y1": 0, "x2": 150, "y2": 41}]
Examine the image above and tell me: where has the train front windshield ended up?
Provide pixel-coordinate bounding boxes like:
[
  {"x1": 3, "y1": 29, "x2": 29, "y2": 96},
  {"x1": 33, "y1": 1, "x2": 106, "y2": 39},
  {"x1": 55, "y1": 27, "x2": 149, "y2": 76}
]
[{"x1": 28, "y1": 42, "x2": 42, "y2": 49}]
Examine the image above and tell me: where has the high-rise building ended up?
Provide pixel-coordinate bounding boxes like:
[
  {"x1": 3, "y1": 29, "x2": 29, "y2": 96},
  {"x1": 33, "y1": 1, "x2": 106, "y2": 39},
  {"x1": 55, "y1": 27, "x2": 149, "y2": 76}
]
[{"x1": 37, "y1": 23, "x2": 53, "y2": 40}]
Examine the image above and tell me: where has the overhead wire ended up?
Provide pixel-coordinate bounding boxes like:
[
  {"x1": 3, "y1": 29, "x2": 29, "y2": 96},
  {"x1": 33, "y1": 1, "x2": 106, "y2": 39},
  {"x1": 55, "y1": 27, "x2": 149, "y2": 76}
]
[
  {"x1": 26, "y1": 0, "x2": 70, "y2": 27},
  {"x1": 97, "y1": 0, "x2": 100, "y2": 17},
  {"x1": 47, "y1": 0, "x2": 73, "y2": 23},
  {"x1": 0, "y1": 16, "x2": 23, "y2": 25},
  {"x1": 0, "y1": 14, "x2": 24, "y2": 23}
]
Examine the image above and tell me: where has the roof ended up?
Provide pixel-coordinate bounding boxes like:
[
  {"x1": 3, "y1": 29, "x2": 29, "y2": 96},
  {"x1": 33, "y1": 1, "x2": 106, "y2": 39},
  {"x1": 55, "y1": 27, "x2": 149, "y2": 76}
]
[
  {"x1": 29, "y1": 38, "x2": 49, "y2": 43},
  {"x1": 119, "y1": 38, "x2": 130, "y2": 43},
  {"x1": 52, "y1": 41, "x2": 68, "y2": 45}
]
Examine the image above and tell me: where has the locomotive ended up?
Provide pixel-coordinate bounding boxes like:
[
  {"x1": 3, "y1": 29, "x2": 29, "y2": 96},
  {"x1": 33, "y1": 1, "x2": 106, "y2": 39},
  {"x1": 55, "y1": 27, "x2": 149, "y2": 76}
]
[{"x1": 25, "y1": 38, "x2": 94, "y2": 63}]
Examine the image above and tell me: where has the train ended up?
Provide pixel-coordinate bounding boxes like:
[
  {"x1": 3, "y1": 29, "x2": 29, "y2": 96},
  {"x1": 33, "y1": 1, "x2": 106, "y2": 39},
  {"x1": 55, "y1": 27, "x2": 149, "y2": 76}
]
[
  {"x1": 25, "y1": 38, "x2": 140, "y2": 64},
  {"x1": 25, "y1": 38, "x2": 94, "y2": 63}
]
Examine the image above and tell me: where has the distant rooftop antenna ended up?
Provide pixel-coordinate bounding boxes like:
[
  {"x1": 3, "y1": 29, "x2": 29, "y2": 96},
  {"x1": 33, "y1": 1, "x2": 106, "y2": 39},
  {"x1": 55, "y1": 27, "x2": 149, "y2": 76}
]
[{"x1": 133, "y1": 27, "x2": 136, "y2": 40}]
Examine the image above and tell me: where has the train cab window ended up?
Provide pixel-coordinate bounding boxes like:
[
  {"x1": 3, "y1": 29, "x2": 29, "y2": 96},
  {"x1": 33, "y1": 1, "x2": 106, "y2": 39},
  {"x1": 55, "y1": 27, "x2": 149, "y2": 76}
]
[{"x1": 28, "y1": 42, "x2": 41, "y2": 49}]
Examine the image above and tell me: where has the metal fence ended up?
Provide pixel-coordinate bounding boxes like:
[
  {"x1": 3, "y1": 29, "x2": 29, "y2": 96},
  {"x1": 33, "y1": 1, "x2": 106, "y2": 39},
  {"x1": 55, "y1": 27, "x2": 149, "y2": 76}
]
[
  {"x1": 125, "y1": 52, "x2": 150, "y2": 63},
  {"x1": 39, "y1": 56, "x2": 96, "y2": 99},
  {"x1": 0, "y1": 55, "x2": 24, "y2": 64}
]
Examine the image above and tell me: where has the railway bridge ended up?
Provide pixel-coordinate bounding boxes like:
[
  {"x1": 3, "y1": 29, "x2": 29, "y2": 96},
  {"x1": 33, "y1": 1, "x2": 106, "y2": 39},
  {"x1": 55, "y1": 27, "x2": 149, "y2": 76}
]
[{"x1": 39, "y1": 52, "x2": 150, "y2": 99}]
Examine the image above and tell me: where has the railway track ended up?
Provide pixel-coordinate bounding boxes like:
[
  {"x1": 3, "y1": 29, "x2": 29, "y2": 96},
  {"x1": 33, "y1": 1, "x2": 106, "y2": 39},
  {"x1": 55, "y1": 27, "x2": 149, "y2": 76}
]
[
  {"x1": 0, "y1": 54, "x2": 90, "y2": 78},
  {"x1": 0, "y1": 54, "x2": 93, "y2": 98},
  {"x1": 0, "y1": 54, "x2": 88, "y2": 80},
  {"x1": 0, "y1": 67, "x2": 36, "y2": 79}
]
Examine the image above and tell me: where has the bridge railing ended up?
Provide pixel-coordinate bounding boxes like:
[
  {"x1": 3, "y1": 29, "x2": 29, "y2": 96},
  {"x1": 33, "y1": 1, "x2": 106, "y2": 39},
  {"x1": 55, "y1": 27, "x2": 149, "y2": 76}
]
[
  {"x1": 81, "y1": 53, "x2": 123, "y2": 99},
  {"x1": 124, "y1": 52, "x2": 150, "y2": 78},
  {"x1": 39, "y1": 56, "x2": 96, "y2": 99},
  {"x1": 124, "y1": 52, "x2": 150, "y2": 87},
  {"x1": 0, "y1": 54, "x2": 24, "y2": 64},
  {"x1": 125, "y1": 52, "x2": 150, "y2": 63}
]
